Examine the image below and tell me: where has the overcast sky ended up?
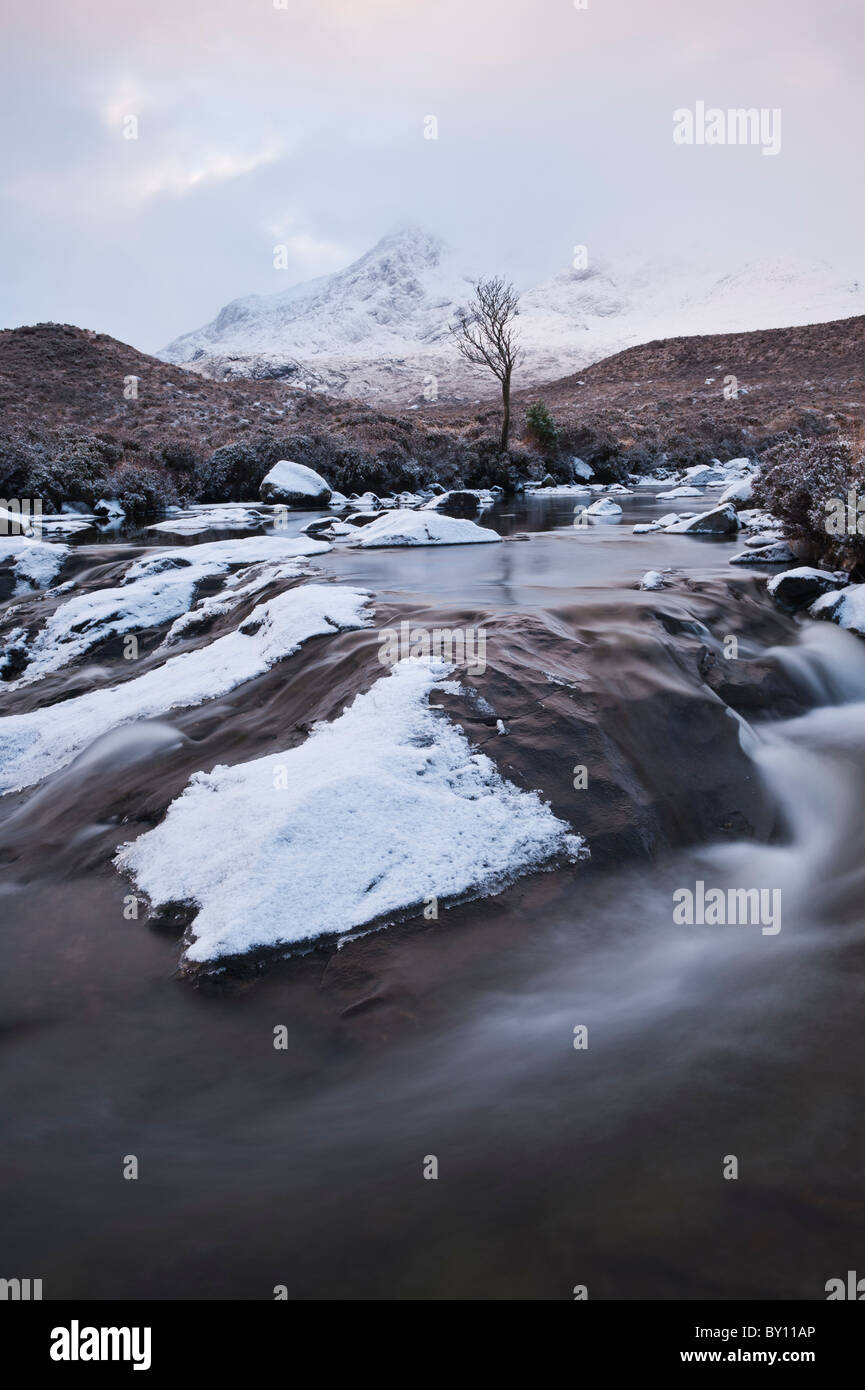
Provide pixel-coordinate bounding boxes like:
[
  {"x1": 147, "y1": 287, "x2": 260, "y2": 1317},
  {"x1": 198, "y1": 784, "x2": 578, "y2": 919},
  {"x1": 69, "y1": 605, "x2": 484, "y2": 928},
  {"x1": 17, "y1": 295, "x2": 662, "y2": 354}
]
[{"x1": 2, "y1": 0, "x2": 862, "y2": 352}]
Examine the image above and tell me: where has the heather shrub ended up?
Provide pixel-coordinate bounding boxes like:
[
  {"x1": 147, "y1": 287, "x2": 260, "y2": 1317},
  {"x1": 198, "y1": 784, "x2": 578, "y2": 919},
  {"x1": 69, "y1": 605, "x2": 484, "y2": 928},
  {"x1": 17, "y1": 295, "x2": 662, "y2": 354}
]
[
  {"x1": 755, "y1": 434, "x2": 865, "y2": 570},
  {"x1": 105, "y1": 462, "x2": 179, "y2": 519},
  {"x1": 196, "y1": 442, "x2": 267, "y2": 501}
]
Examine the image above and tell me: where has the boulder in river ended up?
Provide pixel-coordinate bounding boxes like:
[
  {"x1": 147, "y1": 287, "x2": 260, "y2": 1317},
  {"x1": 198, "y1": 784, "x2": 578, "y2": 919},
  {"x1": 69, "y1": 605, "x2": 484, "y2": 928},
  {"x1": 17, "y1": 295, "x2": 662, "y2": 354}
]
[
  {"x1": 767, "y1": 567, "x2": 845, "y2": 611},
  {"x1": 348, "y1": 510, "x2": 500, "y2": 547},
  {"x1": 578, "y1": 497, "x2": 623, "y2": 519},
  {"x1": 809, "y1": 583, "x2": 865, "y2": 636},
  {"x1": 682, "y1": 464, "x2": 729, "y2": 486},
  {"x1": 639, "y1": 570, "x2": 666, "y2": 591},
  {"x1": 717, "y1": 476, "x2": 754, "y2": 506},
  {"x1": 259, "y1": 460, "x2": 332, "y2": 507},
  {"x1": 424, "y1": 490, "x2": 482, "y2": 518},
  {"x1": 664, "y1": 503, "x2": 739, "y2": 535},
  {"x1": 729, "y1": 540, "x2": 795, "y2": 565}
]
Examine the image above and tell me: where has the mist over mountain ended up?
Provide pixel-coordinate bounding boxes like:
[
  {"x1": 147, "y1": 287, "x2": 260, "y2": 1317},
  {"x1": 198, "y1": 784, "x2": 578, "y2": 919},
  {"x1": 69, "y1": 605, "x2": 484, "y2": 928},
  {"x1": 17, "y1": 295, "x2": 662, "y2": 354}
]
[{"x1": 159, "y1": 225, "x2": 865, "y2": 404}]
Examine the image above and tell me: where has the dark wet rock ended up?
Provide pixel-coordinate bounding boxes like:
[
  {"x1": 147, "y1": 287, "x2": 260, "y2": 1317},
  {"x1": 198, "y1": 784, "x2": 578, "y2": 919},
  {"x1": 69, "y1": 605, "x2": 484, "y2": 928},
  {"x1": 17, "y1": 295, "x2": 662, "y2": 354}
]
[
  {"x1": 766, "y1": 567, "x2": 845, "y2": 611},
  {"x1": 432, "y1": 490, "x2": 481, "y2": 518},
  {"x1": 300, "y1": 516, "x2": 337, "y2": 537}
]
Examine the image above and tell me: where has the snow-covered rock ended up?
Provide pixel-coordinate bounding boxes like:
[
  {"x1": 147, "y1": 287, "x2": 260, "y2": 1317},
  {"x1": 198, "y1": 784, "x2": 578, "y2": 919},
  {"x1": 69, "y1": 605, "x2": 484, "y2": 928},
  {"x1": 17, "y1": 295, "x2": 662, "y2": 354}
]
[
  {"x1": 94, "y1": 498, "x2": 126, "y2": 521},
  {"x1": 656, "y1": 486, "x2": 703, "y2": 500},
  {"x1": 717, "y1": 477, "x2": 755, "y2": 506},
  {"x1": 11, "y1": 535, "x2": 330, "y2": 685},
  {"x1": 729, "y1": 540, "x2": 795, "y2": 565},
  {"x1": 0, "y1": 537, "x2": 68, "y2": 591},
  {"x1": 115, "y1": 656, "x2": 587, "y2": 963},
  {"x1": 578, "y1": 497, "x2": 623, "y2": 519},
  {"x1": 766, "y1": 567, "x2": 844, "y2": 610},
  {"x1": 738, "y1": 509, "x2": 783, "y2": 533},
  {"x1": 423, "y1": 489, "x2": 494, "y2": 517},
  {"x1": 571, "y1": 457, "x2": 594, "y2": 481},
  {"x1": 663, "y1": 504, "x2": 739, "y2": 535},
  {"x1": 0, "y1": 583, "x2": 372, "y2": 795},
  {"x1": 259, "y1": 460, "x2": 332, "y2": 507},
  {"x1": 809, "y1": 584, "x2": 865, "y2": 636},
  {"x1": 682, "y1": 464, "x2": 728, "y2": 486},
  {"x1": 149, "y1": 504, "x2": 270, "y2": 536},
  {"x1": 348, "y1": 511, "x2": 500, "y2": 547},
  {"x1": 639, "y1": 570, "x2": 666, "y2": 591}
]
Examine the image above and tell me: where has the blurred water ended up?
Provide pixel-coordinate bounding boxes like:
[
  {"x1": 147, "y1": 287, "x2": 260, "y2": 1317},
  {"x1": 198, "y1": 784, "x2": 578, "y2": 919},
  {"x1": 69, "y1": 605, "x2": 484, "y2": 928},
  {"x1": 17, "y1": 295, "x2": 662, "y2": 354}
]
[{"x1": 1, "y1": 494, "x2": 862, "y2": 1300}]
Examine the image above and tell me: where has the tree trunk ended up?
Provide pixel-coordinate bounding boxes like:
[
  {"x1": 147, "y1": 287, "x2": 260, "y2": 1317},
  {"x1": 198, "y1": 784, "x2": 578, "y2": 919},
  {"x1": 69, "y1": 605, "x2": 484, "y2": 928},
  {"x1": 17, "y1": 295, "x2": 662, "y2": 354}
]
[{"x1": 500, "y1": 373, "x2": 511, "y2": 452}]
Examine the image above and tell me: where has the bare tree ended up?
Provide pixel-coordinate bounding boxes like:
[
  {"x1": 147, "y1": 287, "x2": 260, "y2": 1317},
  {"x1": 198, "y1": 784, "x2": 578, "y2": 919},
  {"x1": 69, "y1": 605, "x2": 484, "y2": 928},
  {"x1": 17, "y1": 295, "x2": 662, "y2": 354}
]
[{"x1": 450, "y1": 276, "x2": 521, "y2": 452}]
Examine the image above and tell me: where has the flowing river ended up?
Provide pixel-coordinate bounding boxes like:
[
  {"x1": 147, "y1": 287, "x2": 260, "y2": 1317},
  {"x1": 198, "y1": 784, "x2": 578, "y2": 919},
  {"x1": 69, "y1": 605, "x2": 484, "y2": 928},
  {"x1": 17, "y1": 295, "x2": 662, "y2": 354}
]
[{"x1": 2, "y1": 489, "x2": 864, "y2": 1299}]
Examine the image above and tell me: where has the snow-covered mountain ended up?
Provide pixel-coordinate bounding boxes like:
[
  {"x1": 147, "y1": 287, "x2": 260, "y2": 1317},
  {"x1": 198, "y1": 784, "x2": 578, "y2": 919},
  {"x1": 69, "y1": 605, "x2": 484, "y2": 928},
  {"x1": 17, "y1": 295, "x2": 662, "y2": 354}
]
[
  {"x1": 160, "y1": 227, "x2": 865, "y2": 403},
  {"x1": 162, "y1": 225, "x2": 473, "y2": 366}
]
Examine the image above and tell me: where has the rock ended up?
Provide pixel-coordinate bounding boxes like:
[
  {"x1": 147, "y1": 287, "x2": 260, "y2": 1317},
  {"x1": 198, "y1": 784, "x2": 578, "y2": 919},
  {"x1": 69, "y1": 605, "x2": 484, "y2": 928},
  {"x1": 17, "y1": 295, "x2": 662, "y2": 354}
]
[
  {"x1": 743, "y1": 531, "x2": 783, "y2": 548},
  {"x1": 348, "y1": 510, "x2": 501, "y2": 547},
  {"x1": 428, "y1": 483, "x2": 446, "y2": 495},
  {"x1": 656, "y1": 486, "x2": 703, "y2": 499},
  {"x1": 664, "y1": 504, "x2": 739, "y2": 535},
  {"x1": 766, "y1": 567, "x2": 844, "y2": 610},
  {"x1": 809, "y1": 584, "x2": 865, "y2": 635},
  {"x1": 683, "y1": 464, "x2": 729, "y2": 486},
  {"x1": 639, "y1": 570, "x2": 665, "y2": 591},
  {"x1": 259, "y1": 460, "x2": 332, "y2": 507},
  {"x1": 729, "y1": 540, "x2": 795, "y2": 565},
  {"x1": 345, "y1": 512, "x2": 381, "y2": 527},
  {"x1": 717, "y1": 477, "x2": 754, "y2": 506},
  {"x1": 424, "y1": 490, "x2": 481, "y2": 518},
  {"x1": 540, "y1": 474, "x2": 558, "y2": 488},
  {"x1": 578, "y1": 497, "x2": 623, "y2": 519},
  {"x1": 93, "y1": 498, "x2": 126, "y2": 520},
  {"x1": 571, "y1": 457, "x2": 594, "y2": 481},
  {"x1": 300, "y1": 516, "x2": 337, "y2": 537}
]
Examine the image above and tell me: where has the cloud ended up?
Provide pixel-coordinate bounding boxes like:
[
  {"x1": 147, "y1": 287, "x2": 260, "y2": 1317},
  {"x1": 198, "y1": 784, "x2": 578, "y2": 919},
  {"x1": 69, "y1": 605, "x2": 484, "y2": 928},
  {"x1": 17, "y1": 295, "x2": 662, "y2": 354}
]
[{"x1": 0, "y1": 0, "x2": 862, "y2": 350}]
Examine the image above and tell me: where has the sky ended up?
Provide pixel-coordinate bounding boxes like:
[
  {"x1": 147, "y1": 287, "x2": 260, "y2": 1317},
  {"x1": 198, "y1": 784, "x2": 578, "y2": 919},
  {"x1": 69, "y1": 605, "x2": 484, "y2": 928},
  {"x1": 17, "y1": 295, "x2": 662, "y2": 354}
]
[{"x1": 1, "y1": 0, "x2": 863, "y2": 353}]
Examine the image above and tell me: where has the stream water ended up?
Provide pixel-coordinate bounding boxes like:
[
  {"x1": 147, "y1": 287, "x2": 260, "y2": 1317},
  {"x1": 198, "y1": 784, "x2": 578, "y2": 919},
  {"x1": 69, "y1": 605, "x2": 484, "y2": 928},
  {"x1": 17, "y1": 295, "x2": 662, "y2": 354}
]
[{"x1": 2, "y1": 491, "x2": 864, "y2": 1299}]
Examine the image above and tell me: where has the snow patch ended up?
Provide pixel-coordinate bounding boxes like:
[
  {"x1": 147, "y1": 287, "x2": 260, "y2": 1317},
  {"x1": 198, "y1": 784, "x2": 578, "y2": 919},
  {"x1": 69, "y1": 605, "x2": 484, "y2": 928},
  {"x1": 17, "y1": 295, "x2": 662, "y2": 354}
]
[
  {"x1": 0, "y1": 583, "x2": 371, "y2": 795},
  {"x1": 115, "y1": 657, "x2": 587, "y2": 963}
]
